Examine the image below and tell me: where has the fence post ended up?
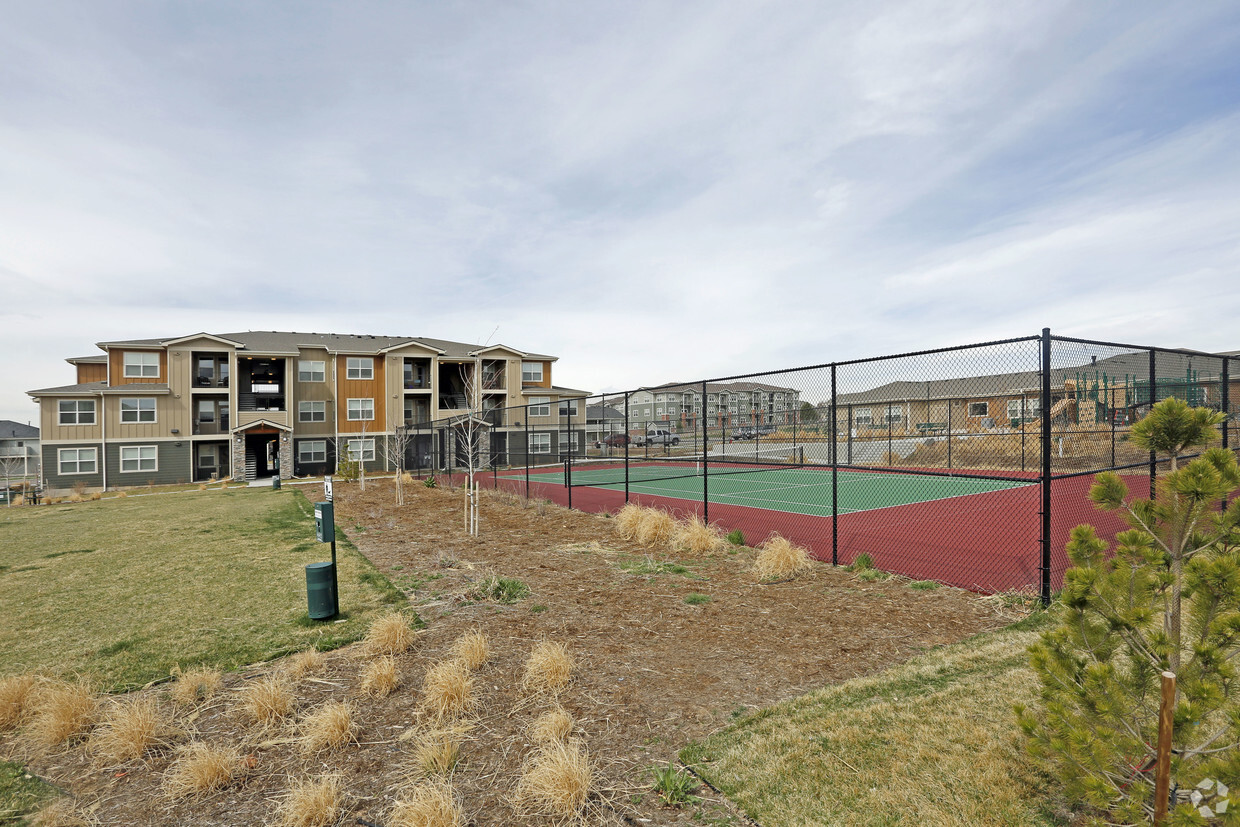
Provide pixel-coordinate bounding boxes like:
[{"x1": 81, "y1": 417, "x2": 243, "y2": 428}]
[
  {"x1": 1222, "y1": 358, "x2": 1230, "y2": 451},
  {"x1": 702, "y1": 381, "x2": 709, "y2": 523},
  {"x1": 1041, "y1": 328, "x2": 1053, "y2": 606},
  {"x1": 1149, "y1": 349, "x2": 1157, "y2": 499},
  {"x1": 831, "y1": 363, "x2": 839, "y2": 567},
  {"x1": 947, "y1": 399, "x2": 953, "y2": 471},
  {"x1": 524, "y1": 415, "x2": 529, "y2": 500},
  {"x1": 623, "y1": 392, "x2": 630, "y2": 503}
]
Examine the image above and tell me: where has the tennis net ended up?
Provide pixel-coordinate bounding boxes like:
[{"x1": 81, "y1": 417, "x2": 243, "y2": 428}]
[{"x1": 565, "y1": 446, "x2": 806, "y2": 487}]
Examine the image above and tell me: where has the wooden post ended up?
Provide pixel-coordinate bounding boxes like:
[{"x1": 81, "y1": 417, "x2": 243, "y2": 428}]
[{"x1": 1154, "y1": 670, "x2": 1176, "y2": 824}]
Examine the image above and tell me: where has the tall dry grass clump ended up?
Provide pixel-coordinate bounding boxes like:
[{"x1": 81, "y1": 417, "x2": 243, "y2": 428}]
[
  {"x1": 285, "y1": 648, "x2": 327, "y2": 680},
  {"x1": 515, "y1": 740, "x2": 595, "y2": 821},
  {"x1": 673, "y1": 513, "x2": 726, "y2": 556},
  {"x1": 276, "y1": 774, "x2": 345, "y2": 827},
  {"x1": 28, "y1": 798, "x2": 97, "y2": 827},
  {"x1": 298, "y1": 700, "x2": 356, "y2": 754},
  {"x1": 240, "y1": 675, "x2": 295, "y2": 725},
  {"x1": 408, "y1": 725, "x2": 468, "y2": 777},
  {"x1": 528, "y1": 706, "x2": 574, "y2": 745},
  {"x1": 420, "y1": 661, "x2": 474, "y2": 719},
  {"x1": 360, "y1": 655, "x2": 400, "y2": 698},
  {"x1": 752, "y1": 535, "x2": 814, "y2": 581},
  {"x1": 169, "y1": 666, "x2": 223, "y2": 706},
  {"x1": 448, "y1": 630, "x2": 488, "y2": 672},
  {"x1": 635, "y1": 507, "x2": 677, "y2": 547},
  {"x1": 522, "y1": 641, "x2": 574, "y2": 694},
  {"x1": 91, "y1": 696, "x2": 183, "y2": 763},
  {"x1": 388, "y1": 780, "x2": 465, "y2": 827},
  {"x1": 25, "y1": 680, "x2": 98, "y2": 746},
  {"x1": 362, "y1": 611, "x2": 422, "y2": 657},
  {"x1": 612, "y1": 503, "x2": 644, "y2": 540},
  {"x1": 163, "y1": 741, "x2": 246, "y2": 798},
  {"x1": 0, "y1": 674, "x2": 38, "y2": 730}
]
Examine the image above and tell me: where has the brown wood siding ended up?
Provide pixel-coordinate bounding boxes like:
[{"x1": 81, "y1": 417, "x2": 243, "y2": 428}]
[
  {"x1": 108, "y1": 349, "x2": 167, "y2": 385},
  {"x1": 336, "y1": 355, "x2": 385, "y2": 433},
  {"x1": 76, "y1": 363, "x2": 107, "y2": 384},
  {"x1": 523, "y1": 360, "x2": 552, "y2": 389}
]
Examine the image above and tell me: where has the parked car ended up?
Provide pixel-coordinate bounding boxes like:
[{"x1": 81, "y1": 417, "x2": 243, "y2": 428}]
[
  {"x1": 731, "y1": 426, "x2": 757, "y2": 440},
  {"x1": 598, "y1": 433, "x2": 630, "y2": 447},
  {"x1": 633, "y1": 428, "x2": 680, "y2": 446}
]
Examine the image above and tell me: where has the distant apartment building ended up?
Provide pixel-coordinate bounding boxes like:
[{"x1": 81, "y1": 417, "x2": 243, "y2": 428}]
[
  {"x1": 28, "y1": 331, "x2": 588, "y2": 492},
  {"x1": 0, "y1": 420, "x2": 39, "y2": 481},
  {"x1": 625, "y1": 381, "x2": 801, "y2": 430}
]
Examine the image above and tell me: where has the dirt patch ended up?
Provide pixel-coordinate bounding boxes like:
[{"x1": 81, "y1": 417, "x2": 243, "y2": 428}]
[{"x1": 2, "y1": 480, "x2": 1025, "y2": 826}]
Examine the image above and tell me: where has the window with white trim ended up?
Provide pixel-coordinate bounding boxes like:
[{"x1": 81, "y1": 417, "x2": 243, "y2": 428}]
[
  {"x1": 298, "y1": 440, "x2": 327, "y2": 463},
  {"x1": 123, "y1": 351, "x2": 160, "y2": 378},
  {"x1": 1027, "y1": 397, "x2": 1042, "y2": 417},
  {"x1": 854, "y1": 408, "x2": 872, "y2": 426},
  {"x1": 346, "y1": 398, "x2": 374, "y2": 421},
  {"x1": 1007, "y1": 399, "x2": 1022, "y2": 420},
  {"x1": 299, "y1": 401, "x2": 327, "y2": 422},
  {"x1": 529, "y1": 433, "x2": 551, "y2": 454},
  {"x1": 558, "y1": 399, "x2": 578, "y2": 416},
  {"x1": 346, "y1": 438, "x2": 375, "y2": 461},
  {"x1": 120, "y1": 398, "x2": 156, "y2": 423},
  {"x1": 298, "y1": 360, "x2": 325, "y2": 382},
  {"x1": 120, "y1": 445, "x2": 158, "y2": 473},
  {"x1": 58, "y1": 447, "x2": 97, "y2": 474},
  {"x1": 528, "y1": 397, "x2": 550, "y2": 417},
  {"x1": 58, "y1": 399, "x2": 96, "y2": 425},
  {"x1": 346, "y1": 357, "x2": 374, "y2": 380},
  {"x1": 559, "y1": 431, "x2": 576, "y2": 448},
  {"x1": 521, "y1": 362, "x2": 543, "y2": 383},
  {"x1": 884, "y1": 405, "x2": 902, "y2": 423},
  {"x1": 968, "y1": 402, "x2": 989, "y2": 417},
  {"x1": 197, "y1": 400, "x2": 215, "y2": 423}
]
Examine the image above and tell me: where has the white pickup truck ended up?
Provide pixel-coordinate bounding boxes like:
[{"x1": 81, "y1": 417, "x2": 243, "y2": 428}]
[{"x1": 632, "y1": 428, "x2": 680, "y2": 446}]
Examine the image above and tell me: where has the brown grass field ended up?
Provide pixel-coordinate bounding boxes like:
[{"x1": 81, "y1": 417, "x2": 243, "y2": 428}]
[{"x1": 0, "y1": 480, "x2": 1047, "y2": 825}]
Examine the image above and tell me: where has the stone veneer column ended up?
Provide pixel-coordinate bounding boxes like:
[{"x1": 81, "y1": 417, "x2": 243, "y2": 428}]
[
  {"x1": 279, "y1": 435, "x2": 294, "y2": 480},
  {"x1": 230, "y1": 433, "x2": 246, "y2": 481}
]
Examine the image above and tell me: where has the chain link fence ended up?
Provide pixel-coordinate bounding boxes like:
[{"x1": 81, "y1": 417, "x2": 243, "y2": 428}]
[{"x1": 393, "y1": 330, "x2": 1238, "y2": 600}]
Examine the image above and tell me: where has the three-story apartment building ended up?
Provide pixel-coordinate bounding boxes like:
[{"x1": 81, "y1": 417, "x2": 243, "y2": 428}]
[
  {"x1": 626, "y1": 381, "x2": 802, "y2": 430},
  {"x1": 29, "y1": 331, "x2": 588, "y2": 492}
]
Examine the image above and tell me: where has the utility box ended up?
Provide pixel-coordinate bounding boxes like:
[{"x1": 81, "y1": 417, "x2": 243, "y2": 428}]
[{"x1": 314, "y1": 502, "x2": 334, "y2": 543}]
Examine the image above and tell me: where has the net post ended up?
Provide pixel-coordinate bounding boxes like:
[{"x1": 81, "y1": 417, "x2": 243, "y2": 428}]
[
  {"x1": 831, "y1": 363, "x2": 839, "y2": 567},
  {"x1": 1040, "y1": 328, "x2": 1053, "y2": 607},
  {"x1": 702, "y1": 381, "x2": 709, "y2": 523}
]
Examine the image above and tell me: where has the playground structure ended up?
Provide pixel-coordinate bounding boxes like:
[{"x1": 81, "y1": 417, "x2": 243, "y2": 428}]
[{"x1": 1060, "y1": 368, "x2": 1210, "y2": 427}]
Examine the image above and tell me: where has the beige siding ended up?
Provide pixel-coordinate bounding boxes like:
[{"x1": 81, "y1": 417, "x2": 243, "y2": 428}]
[
  {"x1": 42, "y1": 396, "x2": 103, "y2": 441},
  {"x1": 106, "y1": 394, "x2": 172, "y2": 440},
  {"x1": 237, "y1": 411, "x2": 290, "y2": 429}
]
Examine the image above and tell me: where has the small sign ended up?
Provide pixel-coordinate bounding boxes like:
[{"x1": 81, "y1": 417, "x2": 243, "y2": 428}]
[
  {"x1": 315, "y1": 501, "x2": 335, "y2": 543},
  {"x1": 324, "y1": 476, "x2": 333, "y2": 502}
]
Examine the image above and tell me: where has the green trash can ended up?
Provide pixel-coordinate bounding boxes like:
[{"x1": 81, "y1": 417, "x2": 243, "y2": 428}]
[{"x1": 305, "y1": 562, "x2": 337, "y2": 619}]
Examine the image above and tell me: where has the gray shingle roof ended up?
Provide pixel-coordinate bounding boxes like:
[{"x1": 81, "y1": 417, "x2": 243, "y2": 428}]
[
  {"x1": 0, "y1": 420, "x2": 39, "y2": 439},
  {"x1": 93, "y1": 331, "x2": 555, "y2": 360}
]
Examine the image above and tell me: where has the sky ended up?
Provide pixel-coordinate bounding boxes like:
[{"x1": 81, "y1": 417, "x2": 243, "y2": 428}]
[{"x1": 2, "y1": 1, "x2": 1240, "y2": 424}]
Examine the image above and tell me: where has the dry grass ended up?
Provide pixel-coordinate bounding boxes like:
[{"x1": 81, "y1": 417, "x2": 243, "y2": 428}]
[
  {"x1": 168, "y1": 666, "x2": 223, "y2": 707},
  {"x1": 298, "y1": 700, "x2": 356, "y2": 754},
  {"x1": 239, "y1": 675, "x2": 295, "y2": 725},
  {"x1": 528, "y1": 706, "x2": 574, "y2": 745},
  {"x1": 0, "y1": 673, "x2": 38, "y2": 730},
  {"x1": 359, "y1": 655, "x2": 400, "y2": 698},
  {"x1": 448, "y1": 630, "x2": 488, "y2": 672},
  {"x1": 90, "y1": 696, "x2": 183, "y2": 764},
  {"x1": 521, "y1": 641, "x2": 574, "y2": 695},
  {"x1": 163, "y1": 741, "x2": 246, "y2": 798},
  {"x1": 515, "y1": 740, "x2": 595, "y2": 822},
  {"x1": 25, "y1": 680, "x2": 99, "y2": 746},
  {"x1": 672, "y1": 513, "x2": 726, "y2": 556},
  {"x1": 634, "y1": 507, "x2": 677, "y2": 547},
  {"x1": 285, "y1": 647, "x2": 328, "y2": 680},
  {"x1": 275, "y1": 774, "x2": 345, "y2": 827},
  {"x1": 362, "y1": 611, "x2": 422, "y2": 657},
  {"x1": 752, "y1": 535, "x2": 814, "y2": 581},
  {"x1": 388, "y1": 780, "x2": 466, "y2": 827},
  {"x1": 612, "y1": 503, "x2": 644, "y2": 540},
  {"x1": 408, "y1": 726, "x2": 468, "y2": 777},
  {"x1": 27, "y1": 798, "x2": 97, "y2": 827},
  {"x1": 420, "y1": 661, "x2": 475, "y2": 720}
]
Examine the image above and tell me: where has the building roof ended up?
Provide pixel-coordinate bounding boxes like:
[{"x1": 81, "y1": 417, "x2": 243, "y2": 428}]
[
  {"x1": 0, "y1": 420, "x2": 39, "y2": 439},
  {"x1": 92, "y1": 331, "x2": 556, "y2": 361},
  {"x1": 26, "y1": 381, "x2": 109, "y2": 396},
  {"x1": 637, "y1": 380, "x2": 799, "y2": 395},
  {"x1": 586, "y1": 405, "x2": 624, "y2": 422}
]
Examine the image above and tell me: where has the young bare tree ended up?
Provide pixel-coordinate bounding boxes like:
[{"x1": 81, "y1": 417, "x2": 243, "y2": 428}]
[
  {"x1": 383, "y1": 425, "x2": 412, "y2": 505},
  {"x1": 1, "y1": 454, "x2": 28, "y2": 507}
]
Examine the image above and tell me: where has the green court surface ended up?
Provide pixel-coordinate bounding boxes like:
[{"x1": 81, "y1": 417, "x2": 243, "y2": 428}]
[{"x1": 508, "y1": 462, "x2": 1032, "y2": 518}]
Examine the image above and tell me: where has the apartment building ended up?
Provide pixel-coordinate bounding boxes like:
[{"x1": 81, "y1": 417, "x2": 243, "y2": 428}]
[
  {"x1": 626, "y1": 381, "x2": 801, "y2": 430},
  {"x1": 29, "y1": 331, "x2": 588, "y2": 492}
]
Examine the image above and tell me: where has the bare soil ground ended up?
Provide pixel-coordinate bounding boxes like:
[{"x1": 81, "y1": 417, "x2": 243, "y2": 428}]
[{"x1": 3, "y1": 480, "x2": 1027, "y2": 826}]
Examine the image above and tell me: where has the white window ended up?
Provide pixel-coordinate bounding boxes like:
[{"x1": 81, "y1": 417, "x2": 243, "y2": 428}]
[
  {"x1": 529, "y1": 433, "x2": 551, "y2": 454},
  {"x1": 885, "y1": 405, "x2": 902, "y2": 423},
  {"x1": 559, "y1": 399, "x2": 579, "y2": 416},
  {"x1": 656, "y1": 407, "x2": 663, "y2": 416},
  {"x1": 120, "y1": 445, "x2": 158, "y2": 473},
  {"x1": 58, "y1": 447, "x2": 97, "y2": 474},
  {"x1": 346, "y1": 398, "x2": 374, "y2": 421},
  {"x1": 197, "y1": 400, "x2": 215, "y2": 423},
  {"x1": 1007, "y1": 399, "x2": 1021, "y2": 420},
  {"x1": 58, "y1": 399, "x2": 96, "y2": 425},
  {"x1": 123, "y1": 351, "x2": 160, "y2": 378},
  {"x1": 346, "y1": 438, "x2": 375, "y2": 461},
  {"x1": 298, "y1": 440, "x2": 327, "y2": 463},
  {"x1": 528, "y1": 397, "x2": 550, "y2": 417},
  {"x1": 559, "y1": 431, "x2": 575, "y2": 448},
  {"x1": 346, "y1": 357, "x2": 374, "y2": 380},
  {"x1": 1027, "y1": 397, "x2": 1042, "y2": 417},
  {"x1": 299, "y1": 401, "x2": 327, "y2": 422},
  {"x1": 521, "y1": 362, "x2": 543, "y2": 383},
  {"x1": 968, "y1": 402, "x2": 989, "y2": 417},
  {"x1": 854, "y1": 408, "x2": 872, "y2": 426},
  {"x1": 298, "y1": 360, "x2": 325, "y2": 382},
  {"x1": 120, "y1": 398, "x2": 156, "y2": 423}
]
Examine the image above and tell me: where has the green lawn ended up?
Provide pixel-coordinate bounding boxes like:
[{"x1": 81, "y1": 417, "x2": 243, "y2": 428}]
[
  {"x1": 681, "y1": 613, "x2": 1069, "y2": 826},
  {"x1": 0, "y1": 487, "x2": 403, "y2": 691}
]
